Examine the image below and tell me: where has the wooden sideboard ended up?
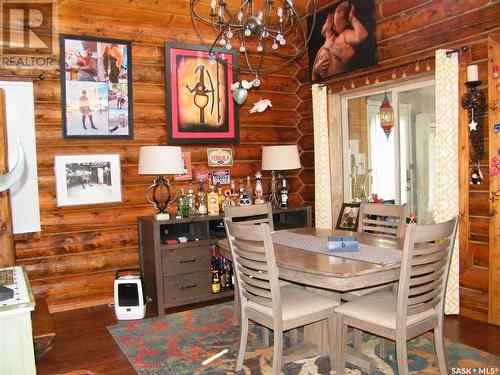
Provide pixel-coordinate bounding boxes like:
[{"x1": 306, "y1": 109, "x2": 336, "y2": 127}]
[{"x1": 138, "y1": 206, "x2": 312, "y2": 317}]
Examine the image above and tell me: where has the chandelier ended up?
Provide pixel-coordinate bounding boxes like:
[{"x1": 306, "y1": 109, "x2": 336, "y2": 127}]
[{"x1": 190, "y1": 0, "x2": 317, "y2": 84}]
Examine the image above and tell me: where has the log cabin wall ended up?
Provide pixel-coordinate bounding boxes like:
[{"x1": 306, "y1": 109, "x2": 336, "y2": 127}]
[
  {"x1": 4, "y1": 0, "x2": 313, "y2": 312},
  {"x1": 319, "y1": 0, "x2": 499, "y2": 321}
]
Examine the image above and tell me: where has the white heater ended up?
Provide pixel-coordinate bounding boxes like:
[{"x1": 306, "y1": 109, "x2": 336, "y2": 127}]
[{"x1": 114, "y1": 273, "x2": 146, "y2": 320}]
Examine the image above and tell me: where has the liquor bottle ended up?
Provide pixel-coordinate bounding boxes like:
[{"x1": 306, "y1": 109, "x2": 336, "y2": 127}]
[
  {"x1": 177, "y1": 188, "x2": 188, "y2": 217},
  {"x1": 217, "y1": 183, "x2": 225, "y2": 211},
  {"x1": 197, "y1": 179, "x2": 208, "y2": 215},
  {"x1": 211, "y1": 245, "x2": 221, "y2": 294},
  {"x1": 207, "y1": 183, "x2": 220, "y2": 216},
  {"x1": 245, "y1": 176, "x2": 253, "y2": 205},
  {"x1": 280, "y1": 178, "x2": 289, "y2": 208},
  {"x1": 186, "y1": 181, "x2": 197, "y2": 216}
]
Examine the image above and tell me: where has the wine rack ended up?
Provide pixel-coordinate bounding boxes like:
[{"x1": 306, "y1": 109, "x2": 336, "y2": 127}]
[{"x1": 138, "y1": 206, "x2": 311, "y2": 317}]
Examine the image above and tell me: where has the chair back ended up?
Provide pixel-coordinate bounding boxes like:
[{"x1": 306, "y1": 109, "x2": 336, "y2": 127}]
[
  {"x1": 224, "y1": 219, "x2": 281, "y2": 321},
  {"x1": 224, "y1": 202, "x2": 274, "y2": 230},
  {"x1": 357, "y1": 202, "x2": 408, "y2": 238},
  {"x1": 397, "y1": 216, "x2": 459, "y2": 323}
]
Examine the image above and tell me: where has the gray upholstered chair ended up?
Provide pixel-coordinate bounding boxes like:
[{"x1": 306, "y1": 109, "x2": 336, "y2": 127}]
[
  {"x1": 225, "y1": 219, "x2": 339, "y2": 375},
  {"x1": 334, "y1": 216, "x2": 459, "y2": 375}
]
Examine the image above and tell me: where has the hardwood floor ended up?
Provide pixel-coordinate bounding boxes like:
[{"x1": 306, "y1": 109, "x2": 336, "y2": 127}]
[{"x1": 35, "y1": 300, "x2": 500, "y2": 375}]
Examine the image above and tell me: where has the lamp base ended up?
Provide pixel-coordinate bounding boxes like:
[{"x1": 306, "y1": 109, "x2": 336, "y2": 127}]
[{"x1": 155, "y1": 213, "x2": 170, "y2": 221}]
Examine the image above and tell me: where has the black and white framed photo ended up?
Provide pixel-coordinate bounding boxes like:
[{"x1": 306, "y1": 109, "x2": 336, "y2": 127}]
[
  {"x1": 55, "y1": 154, "x2": 122, "y2": 206},
  {"x1": 60, "y1": 35, "x2": 133, "y2": 138},
  {"x1": 335, "y1": 203, "x2": 361, "y2": 231}
]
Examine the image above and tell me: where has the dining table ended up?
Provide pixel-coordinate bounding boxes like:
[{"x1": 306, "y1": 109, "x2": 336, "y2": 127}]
[{"x1": 217, "y1": 226, "x2": 405, "y2": 373}]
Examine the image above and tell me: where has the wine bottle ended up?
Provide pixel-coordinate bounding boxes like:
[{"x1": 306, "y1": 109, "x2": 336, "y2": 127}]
[
  {"x1": 211, "y1": 245, "x2": 221, "y2": 294},
  {"x1": 280, "y1": 178, "x2": 289, "y2": 208},
  {"x1": 207, "y1": 183, "x2": 220, "y2": 216},
  {"x1": 177, "y1": 188, "x2": 188, "y2": 217},
  {"x1": 197, "y1": 179, "x2": 208, "y2": 215}
]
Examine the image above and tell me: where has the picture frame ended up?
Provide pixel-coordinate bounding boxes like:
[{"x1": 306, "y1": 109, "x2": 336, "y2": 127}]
[
  {"x1": 165, "y1": 43, "x2": 239, "y2": 144},
  {"x1": 174, "y1": 152, "x2": 192, "y2": 181},
  {"x1": 335, "y1": 203, "x2": 361, "y2": 231},
  {"x1": 54, "y1": 154, "x2": 122, "y2": 207},
  {"x1": 60, "y1": 34, "x2": 133, "y2": 139},
  {"x1": 307, "y1": 0, "x2": 377, "y2": 83}
]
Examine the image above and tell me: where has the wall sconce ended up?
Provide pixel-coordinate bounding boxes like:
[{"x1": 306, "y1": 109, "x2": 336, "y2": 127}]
[
  {"x1": 379, "y1": 92, "x2": 394, "y2": 139},
  {"x1": 461, "y1": 64, "x2": 485, "y2": 162},
  {"x1": 138, "y1": 146, "x2": 183, "y2": 220}
]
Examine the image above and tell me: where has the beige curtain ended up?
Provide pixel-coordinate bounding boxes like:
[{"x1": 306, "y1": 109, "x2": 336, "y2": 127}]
[
  {"x1": 312, "y1": 84, "x2": 333, "y2": 229},
  {"x1": 435, "y1": 49, "x2": 460, "y2": 314}
]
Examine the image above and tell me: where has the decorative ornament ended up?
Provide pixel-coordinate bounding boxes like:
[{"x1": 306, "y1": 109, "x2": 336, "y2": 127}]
[
  {"x1": 391, "y1": 69, "x2": 397, "y2": 79},
  {"x1": 494, "y1": 123, "x2": 500, "y2": 133},
  {"x1": 490, "y1": 189, "x2": 500, "y2": 206},
  {"x1": 468, "y1": 107, "x2": 478, "y2": 132},
  {"x1": 365, "y1": 77, "x2": 370, "y2": 85},
  {"x1": 342, "y1": 82, "x2": 347, "y2": 92},
  {"x1": 493, "y1": 65, "x2": 499, "y2": 79},
  {"x1": 462, "y1": 80, "x2": 485, "y2": 161},
  {"x1": 231, "y1": 82, "x2": 248, "y2": 105},
  {"x1": 415, "y1": 61, "x2": 420, "y2": 72},
  {"x1": 470, "y1": 164, "x2": 483, "y2": 185},
  {"x1": 379, "y1": 92, "x2": 394, "y2": 139},
  {"x1": 375, "y1": 76, "x2": 380, "y2": 84},
  {"x1": 426, "y1": 59, "x2": 431, "y2": 71},
  {"x1": 254, "y1": 171, "x2": 265, "y2": 204},
  {"x1": 249, "y1": 98, "x2": 272, "y2": 113},
  {"x1": 350, "y1": 80, "x2": 355, "y2": 89},
  {"x1": 490, "y1": 156, "x2": 500, "y2": 176}
]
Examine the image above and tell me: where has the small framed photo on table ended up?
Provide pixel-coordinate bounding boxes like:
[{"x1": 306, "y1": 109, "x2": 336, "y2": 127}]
[
  {"x1": 60, "y1": 34, "x2": 133, "y2": 139},
  {"x1": 335, "y1": 203, "x2": 361, "y2": 231}
]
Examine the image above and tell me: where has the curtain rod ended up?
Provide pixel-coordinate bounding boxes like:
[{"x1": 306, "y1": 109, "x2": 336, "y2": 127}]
[
  {"x1": 446, "y1": 46, "x2": 468, "y2": 58},
  {"x1": 0, "y1": 72, "x2": 45, "y2": 80}
]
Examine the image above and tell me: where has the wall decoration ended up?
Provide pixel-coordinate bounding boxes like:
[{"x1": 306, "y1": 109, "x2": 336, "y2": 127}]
[
  {"x1": 207, "y1": 148, "x2": 233, "y2": 167},
  {"x1": 165, "y1": 43, "x2": 239, "y2": 144},
  {"x1": 335, "y1": 203, "x2": 360, "y2": 231},
  {"x1": 212, "y1": 169, "x2": 230, "y2": 185},
  {"x1": 249, "y1": 99, "x2": 272, "y2": 113},
  {"x1": 60, "y1": 35, "x2": 133, "y2": 139},
  {"x1": 174, "y1": 152, "x2": 192, "y2": 181},
  {"x1": 307, "y1": 0, "x2": 377, "y2": 83},
  {"x1": 54, "y1": 154, "x2": 122, "y2": 207}
]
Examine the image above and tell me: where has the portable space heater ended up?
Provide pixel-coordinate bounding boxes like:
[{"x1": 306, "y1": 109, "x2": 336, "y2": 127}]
[{"x1": 114, "y1": 269, "x2": 146, "y2": 320}]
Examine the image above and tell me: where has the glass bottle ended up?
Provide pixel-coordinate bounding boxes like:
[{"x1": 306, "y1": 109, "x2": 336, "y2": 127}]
[
  {"x1": 280, "y1": 178, "x2": 289, "y2": 208},
  {"x1": 245, "y1": 176, "x2": 253, "y2": 205},
  {"x1": 207, "y1": 183, "x2": 220, "y2": 216},
  {"x1": 186, "y1": 181, "x2": 197, "y2": 216},
  {"x1": 197, "y1": 179, "x2": 208, "y2": 215},
  {"x1": 211, "y1": 245, "x2": 221, "y2": 294},
  {"x1": 217, "y1": 183, "x2": 225, "y2": 211},
  {"x1": 177, "y1": 188, "x2": 188, "y2": 217}
]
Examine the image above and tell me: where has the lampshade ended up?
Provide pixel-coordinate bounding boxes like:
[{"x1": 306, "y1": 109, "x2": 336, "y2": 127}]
[
  {"x1": 261, "y1": 145, "x2": 301, "y2": 171},
  {"x1": 138, "y1": 146, "x2": 183, "y2": 175}
]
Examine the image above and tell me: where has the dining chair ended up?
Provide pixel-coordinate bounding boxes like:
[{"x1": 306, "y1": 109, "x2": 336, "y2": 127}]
[
  {"x1": 224, "y1": 219, "x2": 339, "y2": 375},
  {"x1": 334, "y1": 216, "x2": 459, "y2": 375}
]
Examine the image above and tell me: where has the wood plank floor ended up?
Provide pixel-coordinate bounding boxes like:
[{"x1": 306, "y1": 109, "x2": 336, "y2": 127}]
[{"x1": 35, "y1": 299, "x2": 500, "y2": 375}]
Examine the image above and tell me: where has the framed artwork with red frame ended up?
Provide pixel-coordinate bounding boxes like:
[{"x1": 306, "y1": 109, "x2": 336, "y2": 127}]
[{"x1": 165, "y1": 43, "x2": 239, "y2": 144}]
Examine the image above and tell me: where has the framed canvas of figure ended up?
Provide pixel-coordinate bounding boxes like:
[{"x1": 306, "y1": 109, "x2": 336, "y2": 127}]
[
  {"x1": 335, "y1": 203, "x2": 361, "y2": 231},
  {"x1": 54, "y1": 154, "x2": 122, "y2": 207},
  {"x1": 307, "y1": 0, "x2": 377, "y2": 83},
  {"x1": 60, "y1": 35, "x2": 133, "y2": 139},
  {"x1": 165, "y1": 43, "x2": 239, "y2": 144}
]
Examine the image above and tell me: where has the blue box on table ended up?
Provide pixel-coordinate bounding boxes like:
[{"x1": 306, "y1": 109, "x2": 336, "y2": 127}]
[{"x1": 327, "y1": 236, "x2": 358, "y2": 252}]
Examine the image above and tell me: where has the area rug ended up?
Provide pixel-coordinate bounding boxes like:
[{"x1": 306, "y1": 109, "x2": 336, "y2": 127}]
[{"x1": 108, "y1": 302, "x2": 499, "y2": 375}]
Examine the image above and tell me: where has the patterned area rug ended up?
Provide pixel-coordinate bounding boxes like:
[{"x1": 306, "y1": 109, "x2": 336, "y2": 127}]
[{"x1": 108, "y1": 302, "x2": 499, "y2": 374}]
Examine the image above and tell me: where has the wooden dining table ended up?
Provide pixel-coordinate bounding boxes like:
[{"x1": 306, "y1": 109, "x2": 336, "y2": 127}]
[{"x1": 217, "y1": 226, "x2": 405, "y2": 372}]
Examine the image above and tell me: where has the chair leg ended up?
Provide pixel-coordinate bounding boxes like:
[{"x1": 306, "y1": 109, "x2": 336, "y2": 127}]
[
  {"x1": 236, "y1": 313, "x2": 249, "y2": 371},
  {"x1": 289, "y1": 328, "x2": 298, "y2": 346},
  {"x1": 334, "y1": 313, "x2": 347, "y2": 375},
  {"x1": 395, "y1": 336, "x2": 409, "y2": 375},
  {"x1": 434, "y1": 320, "x2": 448, "y2": 375},
  {"x1": 327, "y1": 313, "x2": 335, "y2": 373},
  {"x1": 379, "y1": 338, "x2": 388, "y2": 359},
  {"x1": 233, "y1": 279, "x2": 240, "y2": 326},
  {"x1": 272, "y1": 329, "x2": 284, "y2": 375},
  {"x1": 353, "y1": 328, "x2": 363, "y2": 350},
  {"x1": 262, "y1": 327, "x2": 270, "y2": 347}
]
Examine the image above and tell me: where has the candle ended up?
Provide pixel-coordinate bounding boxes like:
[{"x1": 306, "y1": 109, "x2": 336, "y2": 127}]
[{"x1": 467, "y1": 65, "x2": 478, "y2": 82}]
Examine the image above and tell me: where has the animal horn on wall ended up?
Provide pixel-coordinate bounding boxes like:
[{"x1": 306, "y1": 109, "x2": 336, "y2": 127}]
[{"x1": 0, "y1": 139, "x2": 25, "y2": 192}]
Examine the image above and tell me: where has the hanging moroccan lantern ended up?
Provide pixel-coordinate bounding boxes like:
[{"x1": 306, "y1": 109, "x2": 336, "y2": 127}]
[{"x1": 379, "y1": 92, "x2": 394, "y2": 139}]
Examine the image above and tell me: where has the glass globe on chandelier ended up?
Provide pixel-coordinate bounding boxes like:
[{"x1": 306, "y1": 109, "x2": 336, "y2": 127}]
[{"x1": 190, "y1": 0, "x2": 318, "y2": 85}]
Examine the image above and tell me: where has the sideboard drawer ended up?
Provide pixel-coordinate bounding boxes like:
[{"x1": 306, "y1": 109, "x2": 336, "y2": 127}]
[
  {"x1": 163, "y1": 271, "x2": 211, "y2": 304},
  {"x1": 162, "y1": 245, "x2": 211, "y2": 276}
]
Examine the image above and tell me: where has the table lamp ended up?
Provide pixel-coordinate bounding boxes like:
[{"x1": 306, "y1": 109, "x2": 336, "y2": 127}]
[
  {"x1": 138, "y1": 146, "x2": 183, "y2": 220},
  {"x1": 261, "y1": 145, "x2": 301, "y2": 208}
]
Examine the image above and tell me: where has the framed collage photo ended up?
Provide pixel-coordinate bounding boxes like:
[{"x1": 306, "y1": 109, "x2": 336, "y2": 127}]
[
  {"x1": 165, "y1": 43, "x2": 239, "y2": 144},
  {"x1": 335, "y1": 203, "x2": 361, "y2": 231},
  {"x1": 60, "y1": 35, "x2": 133, "y2": 139},
  {"x1": 307, "y1": 0, "x2": 377, "y2": 83},
  {"x1": 54, "y1": 154, "x2": 122, "y2": 207}
]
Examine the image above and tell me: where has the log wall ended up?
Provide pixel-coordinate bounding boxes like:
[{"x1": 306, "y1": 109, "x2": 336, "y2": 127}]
[
  {"x1": 320, "y1": 0, "x2": 499, "y2": 321},
  {"x1": 4, "y1": 0, "x2": 311, "y2": 311}
]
